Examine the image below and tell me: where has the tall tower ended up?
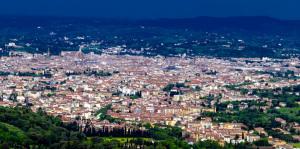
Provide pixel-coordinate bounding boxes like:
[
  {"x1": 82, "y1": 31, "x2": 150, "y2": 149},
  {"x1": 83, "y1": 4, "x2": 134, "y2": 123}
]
[
  {"x1": 47, "y1": 48, "x2": 51, "y2": 57},
  {"x1": 76, "y1": 45, "x2": 85, "y2": 60}
]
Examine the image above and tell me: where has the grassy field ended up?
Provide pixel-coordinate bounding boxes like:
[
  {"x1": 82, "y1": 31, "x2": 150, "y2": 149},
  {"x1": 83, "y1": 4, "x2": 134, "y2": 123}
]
[
  {"x1": 0, "y1": 122, "x2": 28, "y2": 142},
  {"x1": 278, "y1": 106, "x2": 300, "y2": 123},
  {"x1": 293, "y1": 142, "x2": 300, "y2": 148},
  {"x1": 103, "y1": 137, "x2": 152, "y2": 143},
  {"x1": 86, "y1": 137, "x2": 153, "y2": 144}
]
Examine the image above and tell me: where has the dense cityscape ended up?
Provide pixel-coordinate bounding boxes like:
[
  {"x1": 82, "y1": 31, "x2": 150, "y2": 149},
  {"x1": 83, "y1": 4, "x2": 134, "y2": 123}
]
[
  {"x1": 0, "y1": 1, "x2": 300, "y2": 146},
  {"x1": 0, "y1": 45, "x2": 300, "y2": 148}
]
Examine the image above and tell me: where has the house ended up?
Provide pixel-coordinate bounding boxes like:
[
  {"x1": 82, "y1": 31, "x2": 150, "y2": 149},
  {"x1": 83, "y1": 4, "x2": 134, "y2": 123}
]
[
  {"x1": 227, "y1": 103, "x2": 234, "y2": 109},
  {"x1": 275, "y1": 118, "x2": 287, "y2": 127}
]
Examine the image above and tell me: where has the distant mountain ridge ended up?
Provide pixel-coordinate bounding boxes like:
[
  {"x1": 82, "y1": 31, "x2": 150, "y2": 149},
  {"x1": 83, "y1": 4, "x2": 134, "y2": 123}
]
[
  {"x1": 0, "y1": 15, "x2": 300, "y2": 33},
  {"x1": 0, "y1": 15, "x2": 300, "y2": 58},
  {"x1": 137, "y1": 16, "x2": 300, "y2": 34}
]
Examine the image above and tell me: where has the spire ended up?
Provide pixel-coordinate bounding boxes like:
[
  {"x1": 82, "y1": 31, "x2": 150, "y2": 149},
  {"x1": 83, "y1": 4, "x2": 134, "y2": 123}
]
[
  {"x1": 47, "y1": 48, "x2": 51, "y2": 56},
  {"x1": 76, "y1": 45, "x2": 85, "y2": 60}
]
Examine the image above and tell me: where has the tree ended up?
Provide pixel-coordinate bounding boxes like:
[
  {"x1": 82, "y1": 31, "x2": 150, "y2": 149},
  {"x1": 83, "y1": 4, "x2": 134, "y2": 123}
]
[
  {"x1": 8, "y1": 92, "x2": 18, "y2": 102},
  {"x1": 253, "y1": 138, "x2": 271, "y2": 146}
]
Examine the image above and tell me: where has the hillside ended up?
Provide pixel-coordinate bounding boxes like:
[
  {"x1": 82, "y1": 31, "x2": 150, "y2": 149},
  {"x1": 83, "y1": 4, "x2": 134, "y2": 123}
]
[
  {"x1": 0, "y1": 106, "x2": 85, "y2": 148},
  {"x1": 0, "y1": 16, "x2": 300, "y2": 58},
  {"x1": 0, "y1": 106, "x2": 257, "y2": 149}
]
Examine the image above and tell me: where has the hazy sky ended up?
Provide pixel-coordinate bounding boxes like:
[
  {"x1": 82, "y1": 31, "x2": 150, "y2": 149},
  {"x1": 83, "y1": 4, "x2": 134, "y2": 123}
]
[{"x1": 0, "y1": 0, "x2": 299, "y2": 19}]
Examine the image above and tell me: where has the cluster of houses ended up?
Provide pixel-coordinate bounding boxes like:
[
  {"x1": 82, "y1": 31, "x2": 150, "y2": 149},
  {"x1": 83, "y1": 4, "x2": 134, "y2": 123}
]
[{"x1": 1, "y1": 51, "x2": 300, "y2": 147}]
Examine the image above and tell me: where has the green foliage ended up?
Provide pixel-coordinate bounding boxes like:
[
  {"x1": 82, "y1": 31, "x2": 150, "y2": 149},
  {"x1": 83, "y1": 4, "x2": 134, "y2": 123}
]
[
  {"x1": 129, "y1": 91, "x2": 142, "y2": 99},
  {"x1": 267, "y1": 129, "x2": 296, "y2": 143},
  {"x1": 95, "y1": 104, "x2": 112, "y2": 117},
  {"x1": 293, "y1": 143, "x2": 300, "y2": 148},
  {"x1": 202, "y1": 109, "x2": 275, "y2": 129},
  {"x1": 216, "y1": 100, "x2": 267, "y2": 112},
  {"x1": 8, "y1": 92, "x2": 18, "y2": 102},
  {"x1": 66, "y1": 70, "x2": 112, "y2": 77},
  {"x1": 87, "y1": 70, "x2": 112, "y2": 77},
  {"x1": 229, "y1": 84, "x2": 300, "y2": 108},
  {"x1": 0, "y1": 106, "x2": 84, "y2": 147},
  {"x1": 253, "y1": 138, "x2": 271, "y2": 146},
  {"x1": 0, "y1": 71, "x2": 50, "y2": 77},
  {"x1": 0, "y1": 122, "x2": 29, "y2": 144},
  {"x1": 95, "y1": 104, "x2": 123, "y2": 123},
  {"x1": 193, "y1": 140, "x2": 252, "y2": 149},
  {"x1": 194, "y1": 86, "x2": 202, "y2": 91},
  {"x1": 163, "y1": 83, "x2": 188, "y2": 92},
  {"x1": 0, "y1": 71, "x2": 10, "y2": 76},
  {"x1": 163, "y1": 83, "x2": 175, "y2": 92},
  {"x1": 148, "y1": 125, "x2": 183, "y2": 140},
  {"x1": 0, "y1": 106, "x2": 258, "y2": 148},
  {"x1": 193, "y1": 140, "x2": 224, "y2": 149},
  {"x1": 252, "y1": 87, "x2": 299, "y2": 107},
  {"x1": 255, "y1": 70, "x2": 297, "y2": 79},
  {"x1": 130, "y1": 94, "x2": 140, "y2": 99},
  {"x1": 225, "y1": 82, "x2": 253, "y2": 90},
  {"x1": 277, "y1": 107, "x2": 300, "y2": 123}
]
